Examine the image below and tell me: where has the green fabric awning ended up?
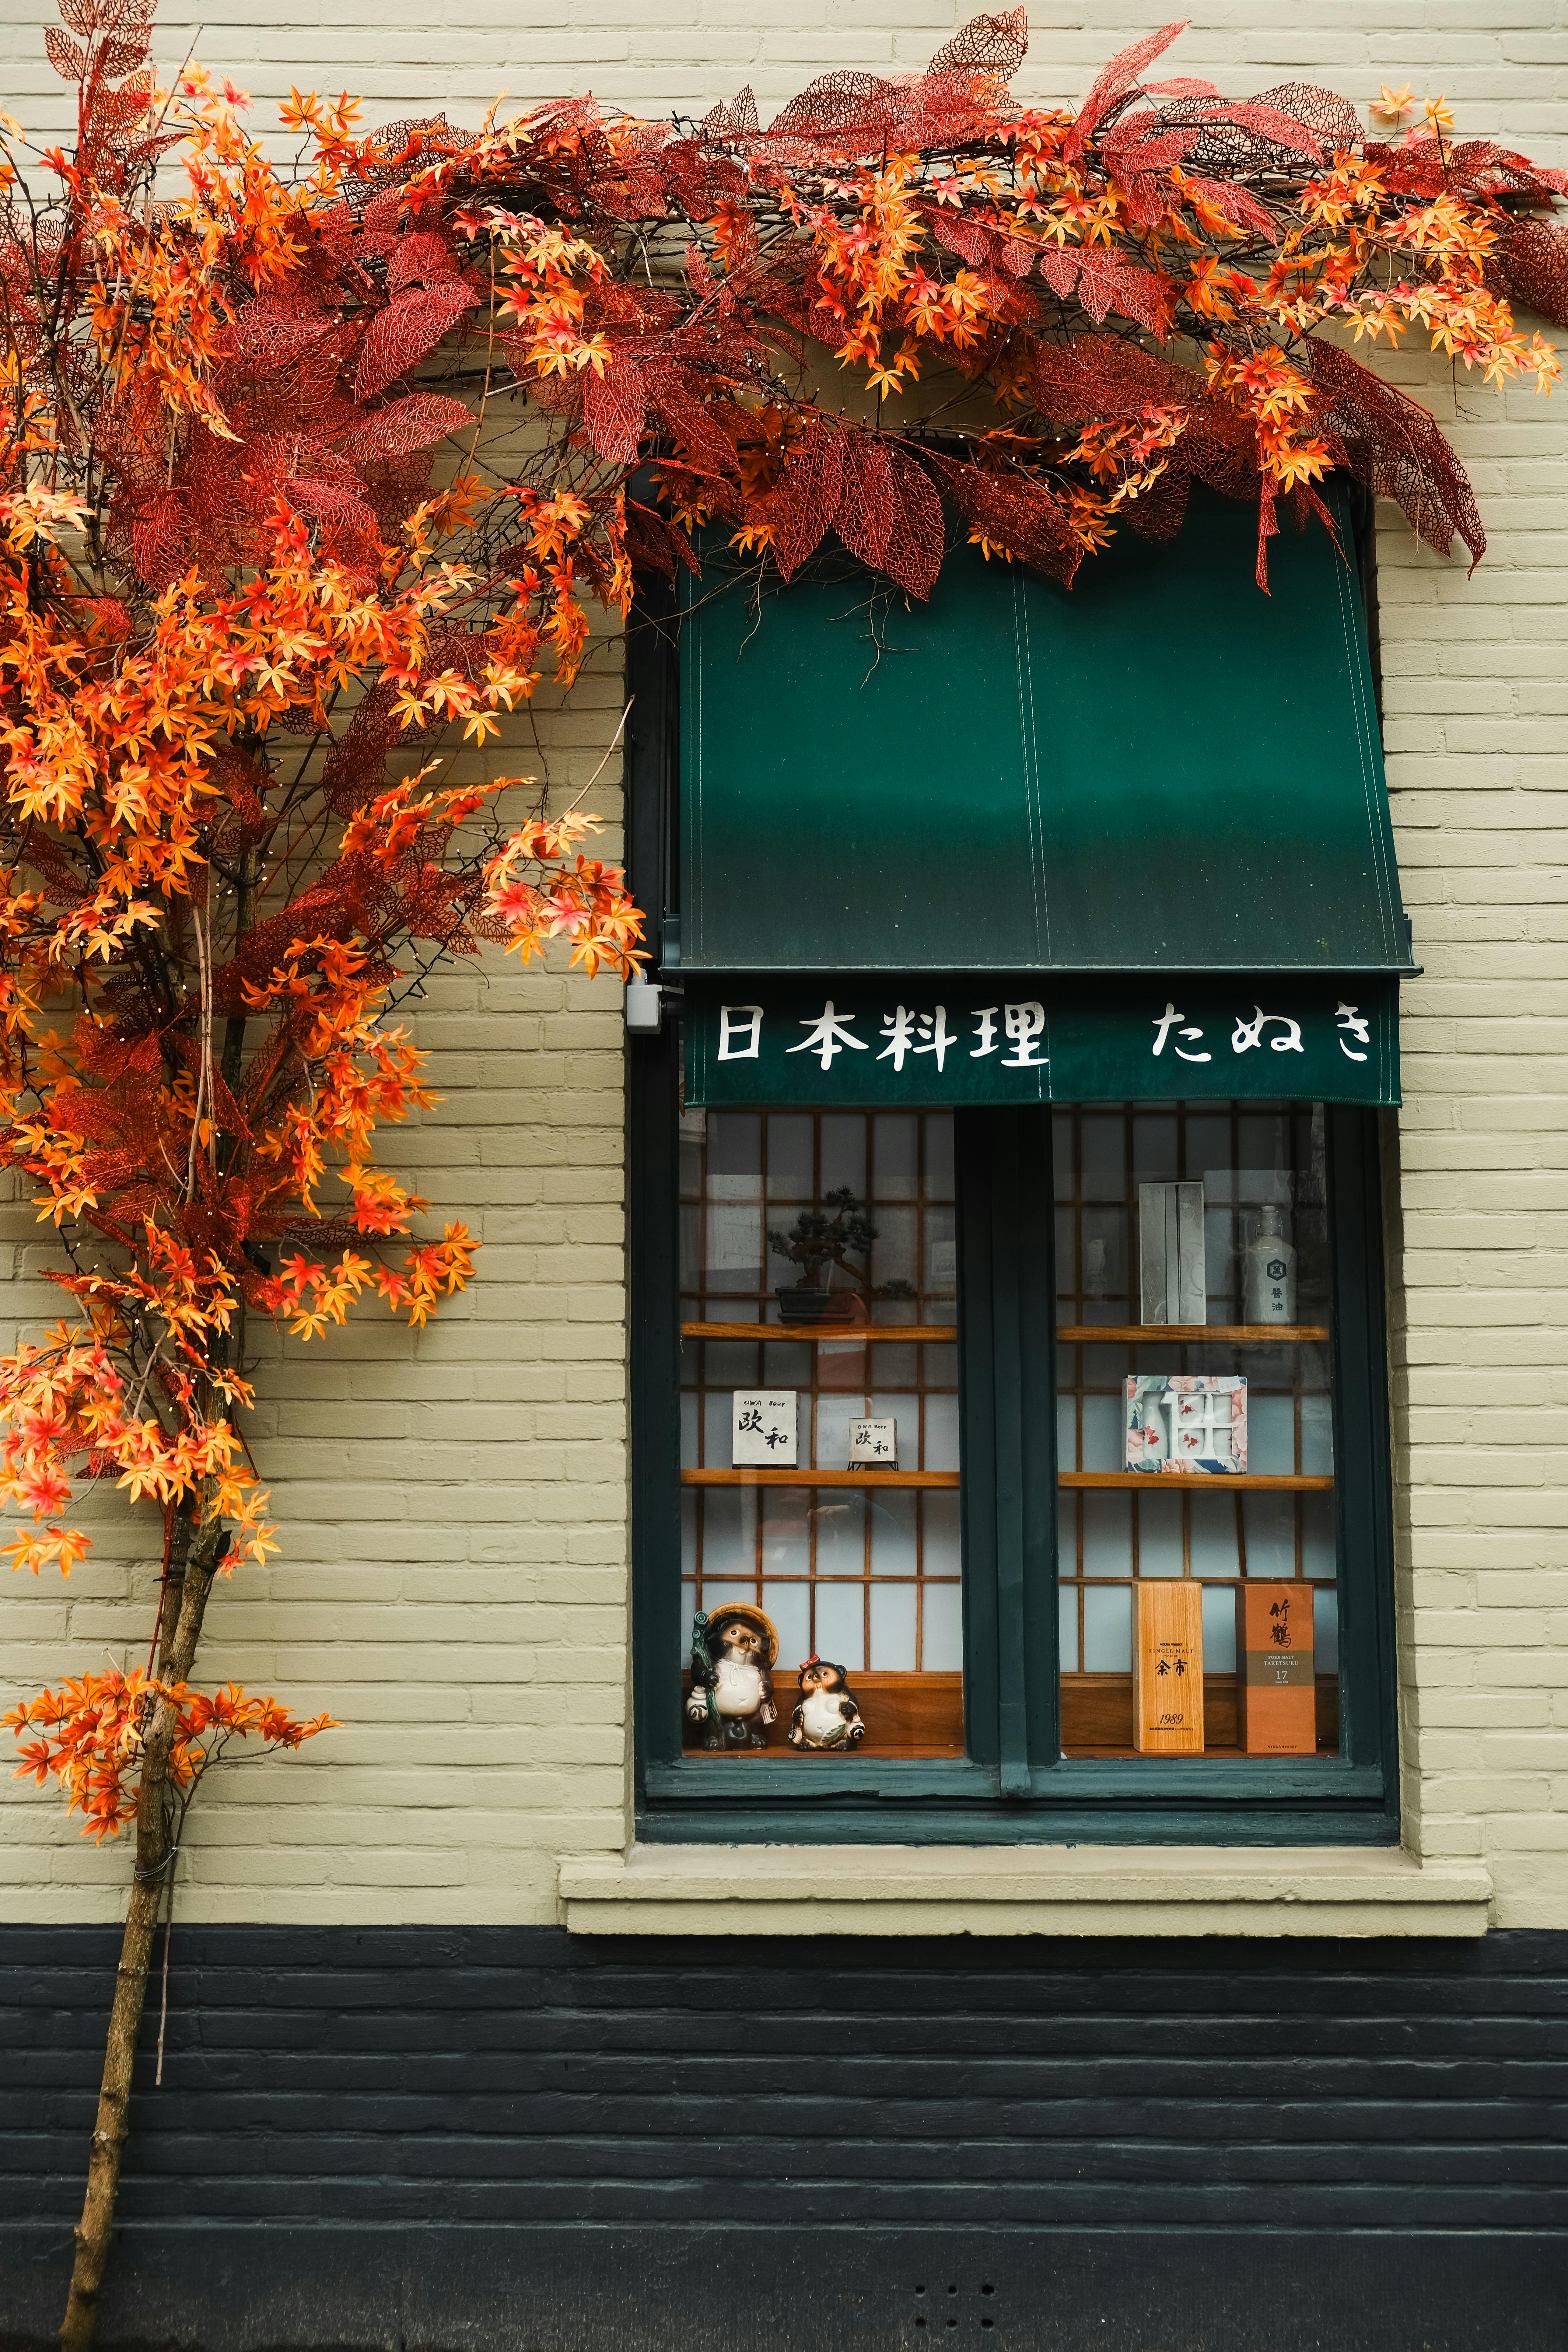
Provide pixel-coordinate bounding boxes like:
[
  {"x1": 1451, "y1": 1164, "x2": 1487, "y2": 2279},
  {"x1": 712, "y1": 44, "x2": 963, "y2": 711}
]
[{"x1": 678, "y1": 484, "x2": 1409, "y2": 981}]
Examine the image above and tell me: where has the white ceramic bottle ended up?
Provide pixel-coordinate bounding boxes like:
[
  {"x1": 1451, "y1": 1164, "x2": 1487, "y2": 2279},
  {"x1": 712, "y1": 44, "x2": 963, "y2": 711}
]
[{"x1": 1243, "y1": 1204, "x2": 1297, "y2": 1324}]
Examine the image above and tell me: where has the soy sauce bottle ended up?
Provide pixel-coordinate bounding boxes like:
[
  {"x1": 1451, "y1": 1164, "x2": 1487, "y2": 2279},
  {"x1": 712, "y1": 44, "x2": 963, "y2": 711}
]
[{"x1": 1243, "y1": 1204, "x2": 1296, "y2": 1325}]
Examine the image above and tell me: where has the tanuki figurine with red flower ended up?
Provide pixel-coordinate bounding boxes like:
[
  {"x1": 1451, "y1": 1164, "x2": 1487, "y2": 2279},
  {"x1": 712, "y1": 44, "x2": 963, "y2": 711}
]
[{"x1": 790, "y1": 1656, "x2": 867, "y2": 1752}]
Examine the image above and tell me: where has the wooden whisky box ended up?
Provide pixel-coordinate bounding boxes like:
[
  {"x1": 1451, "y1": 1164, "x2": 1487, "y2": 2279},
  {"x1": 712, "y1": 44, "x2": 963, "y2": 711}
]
[
  {"x1": 1133, "y1": 1580, "x2": 1204, "y2": 1753},
  {"x1": 1236, "y1": 1580, "x2": 1316, "y2": 1754}
]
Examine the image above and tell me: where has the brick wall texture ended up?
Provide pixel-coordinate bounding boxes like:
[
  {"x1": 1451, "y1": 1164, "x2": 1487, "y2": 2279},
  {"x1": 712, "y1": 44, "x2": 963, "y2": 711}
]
[{"x1": 2, "y1": 2, "x2": 1566, "y2": 1929}]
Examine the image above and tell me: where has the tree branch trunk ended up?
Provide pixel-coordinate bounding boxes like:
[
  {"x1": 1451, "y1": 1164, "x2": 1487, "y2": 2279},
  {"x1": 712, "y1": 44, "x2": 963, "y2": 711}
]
[
  {"x1": 57, "y1": 1869, "x2": 166, "y2": 2352},
  {"x1": 61, "y1": 816, "x2": 261, "y2": 2349},
  {"x1": 220, "y1": 842, "x2": 258, "y2": 1103},
  {"x1": 59, "y1": 1510, "x2": 227, "y2": 2352}
]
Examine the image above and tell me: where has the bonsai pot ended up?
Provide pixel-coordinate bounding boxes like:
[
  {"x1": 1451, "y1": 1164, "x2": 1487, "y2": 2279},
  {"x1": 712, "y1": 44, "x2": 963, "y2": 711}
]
[{"x1": 774, "y1": 1286, "x2": 857, "y2": 1326}]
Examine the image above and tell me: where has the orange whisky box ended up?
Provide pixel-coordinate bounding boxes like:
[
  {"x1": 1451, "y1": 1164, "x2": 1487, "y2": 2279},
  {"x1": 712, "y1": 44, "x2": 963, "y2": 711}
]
[
  {"x1": 1133, "y1": 1580, "x2": 1204, "y2": 1754},
  {"x1": 1236, "y1": 1580, "x2": 1316, "y2": 1754}
]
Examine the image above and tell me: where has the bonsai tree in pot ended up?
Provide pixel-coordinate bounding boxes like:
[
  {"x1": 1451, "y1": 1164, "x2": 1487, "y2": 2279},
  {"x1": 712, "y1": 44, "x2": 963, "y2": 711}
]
[{"x1": 768, "y1": 1188, "x2": 917, "y2": 1324}]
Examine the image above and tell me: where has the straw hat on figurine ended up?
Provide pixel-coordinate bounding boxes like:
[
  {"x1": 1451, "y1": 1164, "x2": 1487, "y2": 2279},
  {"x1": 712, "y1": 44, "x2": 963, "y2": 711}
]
[{"x1": 705, "y1": 1601, "x2": 779, "y2": 1667}]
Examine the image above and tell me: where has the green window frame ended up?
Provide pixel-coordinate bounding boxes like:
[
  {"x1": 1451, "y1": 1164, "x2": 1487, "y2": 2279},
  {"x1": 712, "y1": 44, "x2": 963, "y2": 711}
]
[{"x1": 626, "y1": 598, "x2": 1400, "y2": 1848}]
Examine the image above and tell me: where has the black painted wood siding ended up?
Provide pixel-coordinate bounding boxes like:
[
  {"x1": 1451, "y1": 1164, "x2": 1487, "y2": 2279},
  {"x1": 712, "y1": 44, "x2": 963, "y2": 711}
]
[{"x1": 4, "y1": 1925, "x2": 1566, "y2": 2351}]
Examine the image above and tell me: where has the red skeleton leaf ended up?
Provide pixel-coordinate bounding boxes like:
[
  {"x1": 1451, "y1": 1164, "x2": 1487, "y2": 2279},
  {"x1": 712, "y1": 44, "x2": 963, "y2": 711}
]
[{"x1": 2, "y1": 0, "x2": 1563, "y2": 2340}]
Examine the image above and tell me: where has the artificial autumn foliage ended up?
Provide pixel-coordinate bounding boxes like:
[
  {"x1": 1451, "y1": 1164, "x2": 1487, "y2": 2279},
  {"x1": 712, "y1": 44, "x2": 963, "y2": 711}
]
[
  {"x1": 11, "y1": 1665, "x2": 333, "y2": 1840},
  {"x1": 3, "y1": 0, "x2": 1566, "y2": 2339}
]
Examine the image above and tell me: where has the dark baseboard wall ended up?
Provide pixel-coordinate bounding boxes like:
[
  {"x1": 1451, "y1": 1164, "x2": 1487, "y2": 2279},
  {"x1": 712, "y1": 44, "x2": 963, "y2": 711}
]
[{"x1": 4, "y1": 1925, "x2": 1565, "y2": 2352}]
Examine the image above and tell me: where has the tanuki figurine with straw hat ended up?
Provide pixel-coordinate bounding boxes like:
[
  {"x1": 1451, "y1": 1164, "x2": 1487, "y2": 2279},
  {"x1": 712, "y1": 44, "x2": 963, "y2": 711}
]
[{"x1": 686, "y1": 1605, "x2": 778, "y2": 1750}]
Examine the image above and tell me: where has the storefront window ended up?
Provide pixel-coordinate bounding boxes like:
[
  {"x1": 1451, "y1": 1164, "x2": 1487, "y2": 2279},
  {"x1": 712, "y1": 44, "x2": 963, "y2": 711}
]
[
  {"x1": 638, "y1": 482, "x2": 1404, "y2": 1832},
  {"x1": 1053, "y1": 1102, "x2": 1340, "y2": 1759},
  {"x1": 678, "y1": 1108, "x2": 964, "y2": 1756},
  {"x1": 637, "y1": 1064, "x2": 1395, "y2": 1836}
]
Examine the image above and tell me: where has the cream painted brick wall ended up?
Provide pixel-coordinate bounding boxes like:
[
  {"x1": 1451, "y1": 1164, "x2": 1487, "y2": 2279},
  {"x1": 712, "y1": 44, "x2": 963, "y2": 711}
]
[
  {"x1": 2, "y1": 2, "x2": 1567, "y2": 1929},
  {"x1": 0, "y1": 639, "x2": 634, "y2": 1926},
  {"x1": 1379, "y1": 338, "x2": 1568, "y2": 1926},
  {"x1": 5, "y1": 1, "x2": 1568, "y2": 151}
]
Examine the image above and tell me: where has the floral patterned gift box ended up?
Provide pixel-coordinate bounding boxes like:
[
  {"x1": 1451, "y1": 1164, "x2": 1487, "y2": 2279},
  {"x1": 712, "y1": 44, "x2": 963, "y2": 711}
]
[{"x1": 1125, "y1": 1375, "x2": 1248, "y2": 1474}]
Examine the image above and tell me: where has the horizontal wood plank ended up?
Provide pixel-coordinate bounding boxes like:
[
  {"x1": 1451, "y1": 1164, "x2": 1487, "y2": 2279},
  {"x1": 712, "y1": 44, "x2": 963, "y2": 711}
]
[
  {"x1": 1062, "y1": 1673, "x2": 1341, "y2": 1756},
  {"x1": 681, "y1": 1669, "x2": 964, "y2": 1759},
  {"x1": 682, "y1": 1467, "x2": 960, "y2": 1488},
  {"x1": 682, "y1": 1322, "x2": 959, "y2": 1342},
  {"x1": 1060, "y1": 1472, "x2": 1332, "y2": 1490},
  {"x1": 1057, "y1": 1324, "x2": 1330, "y2": 1344}
]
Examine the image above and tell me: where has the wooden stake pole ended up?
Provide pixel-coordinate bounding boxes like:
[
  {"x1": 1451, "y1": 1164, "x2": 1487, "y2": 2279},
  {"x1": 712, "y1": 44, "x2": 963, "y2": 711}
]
[{"x1": 59, "y1": 1514, "x2": 225, "y2": 2352}]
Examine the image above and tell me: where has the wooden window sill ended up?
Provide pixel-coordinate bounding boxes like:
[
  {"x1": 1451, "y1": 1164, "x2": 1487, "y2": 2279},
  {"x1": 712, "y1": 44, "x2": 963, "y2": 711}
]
[{"x1": 557, "y1": 1846, "x2": 1493, "y2": 1939}]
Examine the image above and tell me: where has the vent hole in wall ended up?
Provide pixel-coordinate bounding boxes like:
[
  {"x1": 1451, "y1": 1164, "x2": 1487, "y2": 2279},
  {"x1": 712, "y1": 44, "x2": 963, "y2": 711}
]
[{"x1": 907, "y1": 2281, "x2": 1001, "y2": 2341}]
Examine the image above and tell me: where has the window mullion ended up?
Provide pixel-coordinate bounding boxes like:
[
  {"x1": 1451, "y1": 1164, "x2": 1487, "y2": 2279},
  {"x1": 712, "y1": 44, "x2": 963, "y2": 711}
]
[
  {"x1": 1327, "y1": 1105, "x2": 1398, "y2": 1787},
  {"x1": 957, "y1": 1106, "x2": 1059, "y2": 1788}
]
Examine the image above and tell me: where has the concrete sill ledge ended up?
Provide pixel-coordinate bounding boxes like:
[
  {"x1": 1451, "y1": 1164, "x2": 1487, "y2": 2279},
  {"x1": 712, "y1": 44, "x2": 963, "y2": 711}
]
[{"x1": 557, "y1": 1845, "x2": 1494, "y2": 1938}]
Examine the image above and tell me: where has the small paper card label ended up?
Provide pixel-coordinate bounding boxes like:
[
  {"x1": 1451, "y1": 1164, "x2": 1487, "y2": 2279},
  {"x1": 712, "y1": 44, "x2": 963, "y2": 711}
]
[
  {"x1": 732, "y1": 1391, "x2": 798, "y2": 1467},
  {"x1": 848, "y1": 1416, "x2": 898, "y2": 1467}
]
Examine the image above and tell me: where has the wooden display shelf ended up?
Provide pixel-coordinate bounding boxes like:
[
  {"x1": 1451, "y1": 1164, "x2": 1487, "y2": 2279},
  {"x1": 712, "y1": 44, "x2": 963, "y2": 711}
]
[
  {"x1": 683, "y1": 1321, "x2": 958, "y2": 1343},
  {"x1": 691, "y1": 1321, "x2": 1325, "y2": 1345},
  {"x1": 681, "y1": 1669, "x2": 964, "y2": 1759},
  {"x1": 1057, "y1": 1323, "x2": 1329, "y2": 1345},
  {"x1": 688, "y1": 1470, "x2": 1325, "y2": 1493},
  {"x1": 1060, "y1": 1471, "x2": 1332, "y2": 1490},
  {"x1": 674, "y1": 1672, "x2": 1339, "y2": 1759},
  {"x1": 682, "y1": 1467, "x2": 959, "y2": 1488},
  {"x1": 1062, "y1": 1671, "x2": 1340, "y2": 1756}
]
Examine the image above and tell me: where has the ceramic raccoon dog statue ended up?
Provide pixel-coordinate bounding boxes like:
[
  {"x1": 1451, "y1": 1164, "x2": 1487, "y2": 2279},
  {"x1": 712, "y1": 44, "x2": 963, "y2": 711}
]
[
  {"x1": 686, "y1": 1608, "x2": 777, "y2": 1749},
  {"x1": 789, "y1": 1654, "x2": 866, "y2": 1751}
]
